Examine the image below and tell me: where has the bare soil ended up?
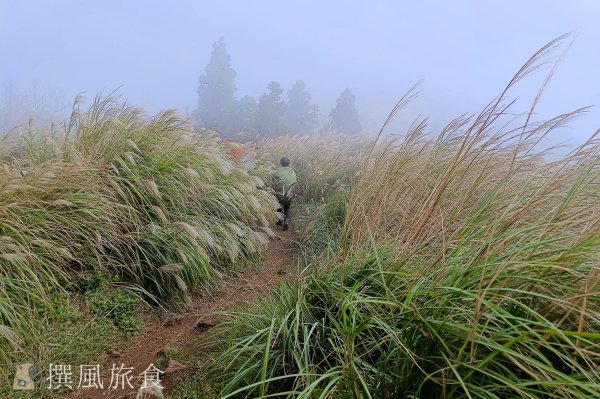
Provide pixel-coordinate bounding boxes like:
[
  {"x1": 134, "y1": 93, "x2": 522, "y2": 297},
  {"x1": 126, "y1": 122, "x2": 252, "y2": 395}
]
[{"x1": 64, "y1": 229, "x2": 296, "y2": 399}]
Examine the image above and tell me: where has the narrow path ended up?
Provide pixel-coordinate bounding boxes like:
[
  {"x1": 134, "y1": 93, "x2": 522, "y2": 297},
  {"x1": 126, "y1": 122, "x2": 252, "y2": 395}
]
[{"x1": 65, "y1": 229, "x2": 296, "y2": 399}]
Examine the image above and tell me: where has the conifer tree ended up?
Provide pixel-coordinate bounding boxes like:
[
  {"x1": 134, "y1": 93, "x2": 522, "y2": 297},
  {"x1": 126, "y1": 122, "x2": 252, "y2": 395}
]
[
  {"x1": 284, "y1": 80, "x2": 319, "y2": 134},
  {"x1": 234, "y1": 95, "x2": 258, "y2": 135},
  {"x1": 193, "y1": 38, "x2": 238, "y2": 135},
  {"x1": 327, "y1": 88, "x2": 361, "y2": 135},
  {"x1": 256, "y1": 81, "x2": 287, "y2": 136}
]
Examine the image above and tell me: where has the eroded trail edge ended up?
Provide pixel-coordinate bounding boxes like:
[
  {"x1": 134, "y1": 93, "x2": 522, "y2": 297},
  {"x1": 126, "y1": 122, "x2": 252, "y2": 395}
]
[{"x1": 66, "y1": 230, "x2": 296, "y2": 399}]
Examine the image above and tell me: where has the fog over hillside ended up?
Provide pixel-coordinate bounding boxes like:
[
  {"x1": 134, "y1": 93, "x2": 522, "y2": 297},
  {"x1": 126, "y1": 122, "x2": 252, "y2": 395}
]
[
  {"x1": 1, "y1": 3, "x2": 600, "y2": 397},
  {"x1": 1, "y1": 1, "x2": 599, "y2": 145}
]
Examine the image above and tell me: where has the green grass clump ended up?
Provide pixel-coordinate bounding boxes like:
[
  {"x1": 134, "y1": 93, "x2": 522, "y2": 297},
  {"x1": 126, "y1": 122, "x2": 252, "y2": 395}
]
[
  {"x1": 0, "y1": 292, "x2": 121, "y2": 398},
  {"x1": 218, "y1": 241, "x2": 599, "y2": 398},
  {"x1": 213, "y1": 38, "x2": 600, "y2": 398},
  {"x1": 0, "y1": 96, "x2": 277, "y2": 380},
  {"x1": 294, "y1": 193, "x2": 346, "y2": 264},
  {"x1": 86, "y1": 287, "x2": 143, "y2": 335}
]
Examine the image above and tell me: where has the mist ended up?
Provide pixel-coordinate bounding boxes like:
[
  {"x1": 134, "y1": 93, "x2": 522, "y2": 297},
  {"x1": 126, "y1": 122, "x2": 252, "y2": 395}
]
[
  {"x1": 1, "y1": 1, "x2": 599, "y2": 145},
  {"x1": 3, "y1": 3, "x2": 600, "y2": 394}
]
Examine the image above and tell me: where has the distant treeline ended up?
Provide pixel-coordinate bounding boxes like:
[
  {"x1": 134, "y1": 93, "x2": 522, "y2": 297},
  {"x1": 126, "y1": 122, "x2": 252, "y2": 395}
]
[{"x1": 193, "y1": 38, "x2": 361, "y2": 137}]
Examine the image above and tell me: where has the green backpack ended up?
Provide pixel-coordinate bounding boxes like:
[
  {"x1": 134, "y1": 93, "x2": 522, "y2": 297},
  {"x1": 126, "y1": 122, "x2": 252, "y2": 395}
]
[{"x1": 273, "y1": 166, "x2": 297, "y2": 197}]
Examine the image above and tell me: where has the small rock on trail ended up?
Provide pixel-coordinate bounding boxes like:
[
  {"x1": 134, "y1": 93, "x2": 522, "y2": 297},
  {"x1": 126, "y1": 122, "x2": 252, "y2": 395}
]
[
  {"x1": 164, "y1": 360, "x2": 187, "y2": 375},
  {"x1": 135, "y1": 385, "x2": 164, "y2": 399}
]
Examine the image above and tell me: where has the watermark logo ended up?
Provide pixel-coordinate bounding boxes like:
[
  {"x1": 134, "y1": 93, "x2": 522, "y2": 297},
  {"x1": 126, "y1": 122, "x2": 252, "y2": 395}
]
[
  {"x1": 13, "y1": 363, "x2": 37, "y2": 390},
  {"x1": 78, "y1": 364, "x2": 103, "y2": 389},
  {"x1": 108, "y1": 363, "x2": 135, "y2": 389},
  {"x1": 13, "y1": 362, "x2": 163, "y2": 391},
  {"x1": 140, "y1": 364, "x2": 163, "y2": 390}
]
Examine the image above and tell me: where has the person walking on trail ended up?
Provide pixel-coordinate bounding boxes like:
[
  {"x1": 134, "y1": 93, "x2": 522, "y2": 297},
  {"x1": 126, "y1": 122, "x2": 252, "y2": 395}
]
[{"x1": 272, "y1": 157, "x2": 297, "y2": 231}]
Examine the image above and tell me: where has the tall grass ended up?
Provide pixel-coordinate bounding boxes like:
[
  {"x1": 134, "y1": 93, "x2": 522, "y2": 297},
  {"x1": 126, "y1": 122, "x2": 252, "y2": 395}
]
[
  {"x1": 256, "y1": 134, "x2": 367, "y2": 261},
  {"x1": 216, "y1": 38, "x2": 600, "y2": 398},
  {"x1": 0, "y1": 97, "x2": 277, "y2": 378},
  {"x1": 257, "y1": 134, "x2": 367, "y2": 203}
]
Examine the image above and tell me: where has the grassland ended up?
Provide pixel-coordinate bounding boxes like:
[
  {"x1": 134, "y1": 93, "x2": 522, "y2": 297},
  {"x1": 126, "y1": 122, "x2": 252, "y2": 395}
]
[
  {"x1": 207, "y1": 41, "x2": 600, "y2": 398},
  {"x1": 0, "y1": 96, "x2": 277, "y2": 389},
  {"x1": 2, "y1": 38, "x2": 599, "y2": 398}
]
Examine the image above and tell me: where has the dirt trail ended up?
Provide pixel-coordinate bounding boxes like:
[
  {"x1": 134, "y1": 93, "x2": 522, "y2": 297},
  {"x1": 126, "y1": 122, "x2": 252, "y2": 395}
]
[{"x1": 65, "y1": 229, "x2": 296, "y2": 399}]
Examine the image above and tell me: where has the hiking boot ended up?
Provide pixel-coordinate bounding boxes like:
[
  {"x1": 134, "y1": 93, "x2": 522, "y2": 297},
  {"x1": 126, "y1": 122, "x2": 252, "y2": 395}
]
[{"x1": 282, "y1": 224, "x2": 289, "y2": 231}]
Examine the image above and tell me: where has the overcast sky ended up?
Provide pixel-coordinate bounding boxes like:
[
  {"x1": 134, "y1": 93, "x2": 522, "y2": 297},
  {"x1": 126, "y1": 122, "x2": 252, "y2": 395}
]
[{"x1": 1, "y1": 1, "x2": 598, "y2": 145}]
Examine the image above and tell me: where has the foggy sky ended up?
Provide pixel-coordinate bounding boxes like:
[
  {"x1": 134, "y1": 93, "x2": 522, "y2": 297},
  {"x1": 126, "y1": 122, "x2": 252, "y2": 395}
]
[{"x1": 1, "y1": 1, "x2": 599, "y2": 145}]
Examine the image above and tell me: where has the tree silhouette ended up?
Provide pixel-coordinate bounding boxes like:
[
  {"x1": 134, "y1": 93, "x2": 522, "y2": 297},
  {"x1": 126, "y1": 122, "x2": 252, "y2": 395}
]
[
  {"x1": 284, "y1": 80, "x2": 319, "y2": 134},
  {"x1": 327, "y1": 88, "x2": 361, "y2": 135},
  {"x1": 256, "y1": 81, "x2": 286, "y2": 136},
  {"x1": 193, "y1": 38, "x2": 238, "y2": 135},
  {"x1": 234, "y1": 95, "x2": 258, "y2": 135}
]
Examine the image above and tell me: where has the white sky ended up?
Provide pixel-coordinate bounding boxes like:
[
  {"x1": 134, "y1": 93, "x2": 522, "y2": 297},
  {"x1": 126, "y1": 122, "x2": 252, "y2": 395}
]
[{"x1": 1, "y1": 1, "x2": 598, "y2": 145}]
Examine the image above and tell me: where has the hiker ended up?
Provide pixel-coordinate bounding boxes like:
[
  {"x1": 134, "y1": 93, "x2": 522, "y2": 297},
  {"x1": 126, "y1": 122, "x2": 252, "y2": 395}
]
[{"x1": 272, "y1": 157, "x2": 297, "y2": 231}]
